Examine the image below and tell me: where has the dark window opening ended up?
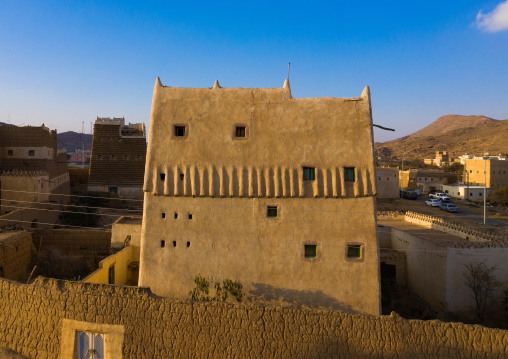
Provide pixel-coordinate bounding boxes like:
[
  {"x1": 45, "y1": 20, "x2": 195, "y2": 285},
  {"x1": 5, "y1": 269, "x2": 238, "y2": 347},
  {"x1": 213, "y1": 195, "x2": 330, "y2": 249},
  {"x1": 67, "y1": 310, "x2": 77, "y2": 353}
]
[
  {"x1": 174, "y1": 125, "x2": 186, "y2": 137},
  {"x1": 186, "y1": 241, "x2": 190, "y2": 248},
  {"x1": 31, "y1": 219, "x2": 38, "y2": 229},
  {"x1": 347, "y1": 244, "x2": 362, "y2": 259},
  {"x1": 344, "y1": 167, "x2": 356, "y2": 183},
  {"x1": 111, "y1": 155, "x2": 116, "y2": 160},
  {"x1": 108, "y1": 186, "x2": 118, "y2": 194},
  {"x1": 28, "y1": 150, "x2": 35, "y2": 156},
  {"x1": 174, "y1": 212, "x2": 178, "y2": 219},
  {"x1": 7, "y1": 150, "x2": 13, "y2": 156},
  {"x1": 172, "y1": 241, "x2": 177, "y2": 247},
  {"x1": 267, "y1": 206, "x2": 278, "y2": 218},
  {"x1": 137, "y1": 155, "x2": 142, "y2": 160},
  {"x1": 180, "y1": 173, "x2": 184, "y2": 181},
  {"x1": 108, "y1": 265, "x2": 115, "y2": 284},
  {"x1": 303, "y1": 167, "x2": 316, "y2": 181},
  {"x1": 161, "y1": 240, "x2": 165, "y2": 248},
  {"x1": 235, "y1": 126, "x2": 246, "y2": 137},
  {"x1": 162, "y1": 212, "x2": 166, "y2": 219},
  {"x1": 188, "y1": 214, "x2": 192, "y2": 219},
  {"x1": 160, "y1": 173, "x2": 166, "y2": 181},
  {"x1": 304, "y1": 244, "x2": 317, "y2": 258}
]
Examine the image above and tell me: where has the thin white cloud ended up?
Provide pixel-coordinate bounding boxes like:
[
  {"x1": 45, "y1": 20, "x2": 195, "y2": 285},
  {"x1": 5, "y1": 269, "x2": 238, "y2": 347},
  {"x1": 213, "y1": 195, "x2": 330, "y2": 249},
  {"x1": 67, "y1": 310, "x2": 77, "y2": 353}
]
[{"x1": 476, "y1": 1, "x2": 508, "y2": 32}]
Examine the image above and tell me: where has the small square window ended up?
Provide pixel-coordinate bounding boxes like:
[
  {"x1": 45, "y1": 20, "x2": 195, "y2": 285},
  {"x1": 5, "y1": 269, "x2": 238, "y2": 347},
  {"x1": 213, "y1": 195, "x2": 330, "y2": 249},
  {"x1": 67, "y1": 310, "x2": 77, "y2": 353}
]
[
  {"x1": 162, "y1": 212, "x2": 166, "y2": 219},
  {"x1": 267, "y1": 206, "x2": 278, "y2": 218},
  {"x1": 7, "y1": 150, "x2": 13, "y2": 156},
  {"x1": 235, "y1": 126, "x2": 246, "y2": 138},
  {"x1": 304, "y1": 244, "x2": 317, "y2": 259},
  {"x1": 28, "y1": 150, "x2": 35, "y2": 156},
  {"x1": 344, "y1": 167, "x2": 356, "y2": 182},
  {"x1": 180, "y1": 173, "x2": 184, "y2": 181},
  {"x1": 174, "y1": 125, "x2": 186, "y2": 137},
  {"x1": 172, "y1": 241, "x2": 177, "y2": 247},
  {"x1": 160, "y1": 173, "x2": 166, "y2": 181},
  {"x1": 174, "y1": 212, "x2": 178, "y2": 219},
  {"x1": 188, "y1": 214, "x2": 193, "y2": 219},
  {"x1": 187, "y1": 241, "x2": 190, "y2": 248},
  {"x1": 347, "y1": 244, "x2": 362, "y2": 259},
  {"x1": 303, "y1": 167, "x2": 316, "y2": 181},
  {"x1": 161, "y1": 240, "x2": 165, "y2": 248}
]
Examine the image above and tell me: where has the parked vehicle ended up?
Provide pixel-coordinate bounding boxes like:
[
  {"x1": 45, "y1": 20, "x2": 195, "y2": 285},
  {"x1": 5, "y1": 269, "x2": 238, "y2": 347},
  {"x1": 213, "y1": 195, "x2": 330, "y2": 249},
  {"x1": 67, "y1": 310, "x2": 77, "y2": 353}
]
[
  {"x1": 413, "y1": 189, "x2": 422, "y2": 196},
  {"x1": 440, "y1": 203, "x2": 459, "y2": 212},
  {"x1": 401, "y1": 190, "x2": 417, "y2": 200},
  {"x1": 425, "y1": 199, "x2": 442, "y2": 207},
  {"x1": 429, "y1": 192, "x2": 451, "y2": 203}
]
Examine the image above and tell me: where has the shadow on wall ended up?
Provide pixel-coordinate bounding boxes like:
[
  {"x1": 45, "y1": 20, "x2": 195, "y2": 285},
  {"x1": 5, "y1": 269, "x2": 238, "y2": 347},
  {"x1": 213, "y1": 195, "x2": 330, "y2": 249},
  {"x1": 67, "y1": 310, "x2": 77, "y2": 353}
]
[{"x1": 249, "y1": 283, "x2": 353, "y2": 312}]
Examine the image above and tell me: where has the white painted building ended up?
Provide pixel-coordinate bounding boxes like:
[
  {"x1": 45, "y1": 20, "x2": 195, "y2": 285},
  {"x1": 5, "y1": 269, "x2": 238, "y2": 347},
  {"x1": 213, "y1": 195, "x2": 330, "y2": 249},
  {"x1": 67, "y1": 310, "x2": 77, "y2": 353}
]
[{"x1": 439, "y1": 184, "x2": 490, "y2": 201}]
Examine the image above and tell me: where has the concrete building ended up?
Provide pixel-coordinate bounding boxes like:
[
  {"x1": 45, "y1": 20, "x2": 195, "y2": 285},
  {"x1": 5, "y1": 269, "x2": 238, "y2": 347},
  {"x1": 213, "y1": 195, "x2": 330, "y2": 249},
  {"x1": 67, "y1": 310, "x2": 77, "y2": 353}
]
[
  {"x1": 463, "y1": 156, "x2": 508, "y2": 191},
  {"x1": 0, "y1": 123, "x2": 70, "y2": 216},
  {"x1": 88, "y1": 117, "x2": 146, "y2": 199},
  {"x1": 400, "y1": 169, "x2": 457, "y2": 193},
  {"x1": 439, "y1": 184, "x2": 489, "y2": 201},
  {"x1": 376, "y1": 167, "x2": 399, "y2": 198},
  {"x1": 138, "y1": 78, "x2": 381, "y2": 315}
]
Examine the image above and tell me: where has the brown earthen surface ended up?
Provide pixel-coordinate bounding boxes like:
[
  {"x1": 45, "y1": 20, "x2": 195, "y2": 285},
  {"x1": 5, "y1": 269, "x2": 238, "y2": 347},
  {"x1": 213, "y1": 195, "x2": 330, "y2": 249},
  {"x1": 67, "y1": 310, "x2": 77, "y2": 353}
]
[{"x1": 0, "y1": 277, "x2": 507, "y2": 358}]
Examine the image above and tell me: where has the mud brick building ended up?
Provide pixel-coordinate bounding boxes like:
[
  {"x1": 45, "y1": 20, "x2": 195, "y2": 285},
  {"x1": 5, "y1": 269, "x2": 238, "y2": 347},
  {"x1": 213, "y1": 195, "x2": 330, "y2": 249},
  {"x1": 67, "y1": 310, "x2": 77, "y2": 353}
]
[
  {"x1": 88, "y1": 117, "x2": 146, "y2": 199},
  {"x1": 139, "y1": 78, "x2": 381, "y2": 315},
  {"x1": 0, "y1": 124, "x2": 70, "y2": 217}
]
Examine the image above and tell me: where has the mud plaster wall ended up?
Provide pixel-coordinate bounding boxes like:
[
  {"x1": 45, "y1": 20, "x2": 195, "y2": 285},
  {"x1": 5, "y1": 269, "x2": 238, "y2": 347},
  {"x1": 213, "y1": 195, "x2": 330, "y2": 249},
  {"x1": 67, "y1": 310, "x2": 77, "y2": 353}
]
[
  {"x1": 0, "y1": 232, "x2": 35, "y2": 282},
  {"x1": 0, "y1": 205, "x2": 60, "y2": 230},
  {"x1": 88, "y1": 124, "x2": 146, "y2": 187},
  {"x1": 31, "y1": 230, "x2": 111, "y2": 257},
  {"x1": 0, "y1": 277, "x2": 507, "y2": 359}
]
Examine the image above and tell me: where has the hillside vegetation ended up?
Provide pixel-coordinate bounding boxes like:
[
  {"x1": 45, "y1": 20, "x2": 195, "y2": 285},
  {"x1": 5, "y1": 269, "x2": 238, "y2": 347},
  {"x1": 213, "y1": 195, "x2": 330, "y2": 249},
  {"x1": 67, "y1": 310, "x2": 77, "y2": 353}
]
[{"x1": 376, "y1": 115, "x2": 508, "y2": 159}]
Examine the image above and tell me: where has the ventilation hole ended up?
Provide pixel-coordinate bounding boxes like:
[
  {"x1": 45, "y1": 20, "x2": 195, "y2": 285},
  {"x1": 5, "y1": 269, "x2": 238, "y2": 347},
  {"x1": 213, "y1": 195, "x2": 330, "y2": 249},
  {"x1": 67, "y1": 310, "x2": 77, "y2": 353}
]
[
  {"x1": 160, "y1": 240, "x2": 165, "y2": 248},
  {"x1": 188, "y1": 214, "x2": 193, "y2": 219},
  {"x1": 180, "y1": 173, "x2": 184, "y2": 181},
  {"x1": 174, "y1": 212, "x2": 178, "y2": 219},
  {"x1": 173, "y1": 241, "x2": 177, "y2": 247},
  {"x1": 162, "y1": 212, "x2": 166, "y2": 219},
  {"x1": 160, "y1": 173, "x2": 165, "y2": 181},
  {"x1": 187, "y1": 241, "x2": 190, "y2": 248}
]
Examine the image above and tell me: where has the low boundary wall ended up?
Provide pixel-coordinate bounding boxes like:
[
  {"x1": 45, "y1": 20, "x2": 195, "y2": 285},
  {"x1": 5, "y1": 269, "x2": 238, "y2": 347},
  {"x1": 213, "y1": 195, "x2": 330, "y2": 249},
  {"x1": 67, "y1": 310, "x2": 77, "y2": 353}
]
[{"x1": 0, "y1": 277, "x2": 506, "y2": 358}]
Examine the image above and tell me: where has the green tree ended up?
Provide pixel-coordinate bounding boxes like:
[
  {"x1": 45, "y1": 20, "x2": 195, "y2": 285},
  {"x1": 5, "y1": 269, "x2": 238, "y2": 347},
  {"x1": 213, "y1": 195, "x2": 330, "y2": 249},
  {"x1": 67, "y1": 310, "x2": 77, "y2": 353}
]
[{"x1": 489, "y1": 187, "x2": 508, "y2": 207}]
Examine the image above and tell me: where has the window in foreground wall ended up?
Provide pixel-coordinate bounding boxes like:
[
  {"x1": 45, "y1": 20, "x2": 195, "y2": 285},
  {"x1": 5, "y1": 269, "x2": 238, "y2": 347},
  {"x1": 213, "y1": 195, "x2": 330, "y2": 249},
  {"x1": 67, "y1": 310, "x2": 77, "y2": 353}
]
[
  {"x1": 235, "y1": 126, "x2": 246, "y2": 138},
  {"x1": 347, "y1": 244, "x2": 362, "y2": 259},
  {"x1": 174, "y1": 125, "x2": 186, "y2": 137},
  {"x1": 304, "y1": 244, "x2": 317, "y2": 259},
  {"x1": 7, "y1": 150, "x2": 13, "y2": 156},
  {"x1": 267, "y1": 206, "x2": 278, "y2": 218},
  {"x1": 77, "y1": 331, "x2": 104, "y2": 359},
  {"x1": 344, "y1": 167, "x2": 356, "y2": 182},
  {"x1": 303, "y1": 167, "x2": 316, "y2": 181}
]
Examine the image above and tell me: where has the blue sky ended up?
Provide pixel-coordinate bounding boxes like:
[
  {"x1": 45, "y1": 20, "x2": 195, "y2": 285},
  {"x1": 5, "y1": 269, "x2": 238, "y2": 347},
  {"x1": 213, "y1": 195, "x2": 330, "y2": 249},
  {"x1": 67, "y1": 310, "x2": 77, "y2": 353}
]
[{"x1": 1, "y1": 0, "x2": 507, "y2": 142}]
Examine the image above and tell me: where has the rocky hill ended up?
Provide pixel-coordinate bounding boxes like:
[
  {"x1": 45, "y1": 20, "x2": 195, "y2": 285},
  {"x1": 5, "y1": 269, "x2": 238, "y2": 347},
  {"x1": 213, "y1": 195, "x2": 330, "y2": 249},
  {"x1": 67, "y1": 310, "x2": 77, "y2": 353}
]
[
  {"x1": 57, "y1": 131, "x2": 93, "y2": 152},
  {"x1": 376, "y1": 115, "x2": 508, "y2": 159}
]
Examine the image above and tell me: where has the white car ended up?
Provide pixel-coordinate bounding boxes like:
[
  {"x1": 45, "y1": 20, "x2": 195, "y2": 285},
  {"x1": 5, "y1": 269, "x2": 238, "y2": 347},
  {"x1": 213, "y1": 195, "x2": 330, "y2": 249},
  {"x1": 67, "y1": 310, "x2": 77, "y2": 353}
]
[
  {"x1": 425, "y1": 199, "x2": 441, "y2": 207},
  {"x1": 429, "y1": 192, "x2": 451, "y2": 202}
]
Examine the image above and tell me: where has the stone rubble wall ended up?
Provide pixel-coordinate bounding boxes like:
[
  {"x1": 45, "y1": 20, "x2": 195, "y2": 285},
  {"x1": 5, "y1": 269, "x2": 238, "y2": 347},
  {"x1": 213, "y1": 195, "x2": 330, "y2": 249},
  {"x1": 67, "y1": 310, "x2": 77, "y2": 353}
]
[{"x1": 0, "y1": 277, "x2": 507, "y2": 358}]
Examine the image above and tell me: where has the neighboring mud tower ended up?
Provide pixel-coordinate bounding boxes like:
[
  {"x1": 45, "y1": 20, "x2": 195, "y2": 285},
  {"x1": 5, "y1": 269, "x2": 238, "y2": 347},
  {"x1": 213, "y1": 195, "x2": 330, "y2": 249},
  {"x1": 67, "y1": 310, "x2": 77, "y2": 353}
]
[
  {"x1": 88, "y1": 117, "x2": 147, "y2": 199},
  {"x1": 139, "y1": 78, "x2": 380, "y2": 315}
]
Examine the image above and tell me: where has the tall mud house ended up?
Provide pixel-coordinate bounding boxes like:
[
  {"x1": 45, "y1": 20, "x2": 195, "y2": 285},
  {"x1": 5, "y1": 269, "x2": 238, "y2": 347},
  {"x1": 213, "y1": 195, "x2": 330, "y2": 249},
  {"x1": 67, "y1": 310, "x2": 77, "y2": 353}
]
[
  {"x1": 0, "y1": 124, "x2": 70, "y2": 215},
  {"x1": 139, "y1": 78, "x2": 381, "y2": 315},
  {"x1": 88, "y1": 117, "x2": 147, "y2": 199}
]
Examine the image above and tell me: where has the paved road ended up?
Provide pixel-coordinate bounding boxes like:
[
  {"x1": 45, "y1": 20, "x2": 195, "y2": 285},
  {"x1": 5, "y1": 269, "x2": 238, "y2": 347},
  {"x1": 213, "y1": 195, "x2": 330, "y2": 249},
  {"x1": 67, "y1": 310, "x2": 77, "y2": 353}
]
[{"x1": 414, "y1": 195, "x2": 508, "y2": 228}]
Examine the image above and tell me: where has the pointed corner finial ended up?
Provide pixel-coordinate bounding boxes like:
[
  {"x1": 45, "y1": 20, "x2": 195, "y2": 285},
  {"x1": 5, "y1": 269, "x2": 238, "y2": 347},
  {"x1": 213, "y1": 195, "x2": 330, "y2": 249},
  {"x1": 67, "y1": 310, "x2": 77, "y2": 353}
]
[
  {"x1": 283, "y1": 78, "x2": 292, "y2": 98},
  {"x1": 155, "y1": 77, "x2": 162, "y2": 87},
  {"x1": 361, "y1": 85, "x2": 370, "y2": 99},
  {"x1": 213, "y1": 80, "x2": 221, "y2": 89}
]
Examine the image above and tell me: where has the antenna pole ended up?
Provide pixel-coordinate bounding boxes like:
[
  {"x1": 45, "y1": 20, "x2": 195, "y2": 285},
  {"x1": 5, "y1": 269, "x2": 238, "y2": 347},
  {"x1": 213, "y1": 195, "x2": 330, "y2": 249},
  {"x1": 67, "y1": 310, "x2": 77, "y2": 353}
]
[{"x1": 288, "y1": 63, "x2": 290, "y2": 79}]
